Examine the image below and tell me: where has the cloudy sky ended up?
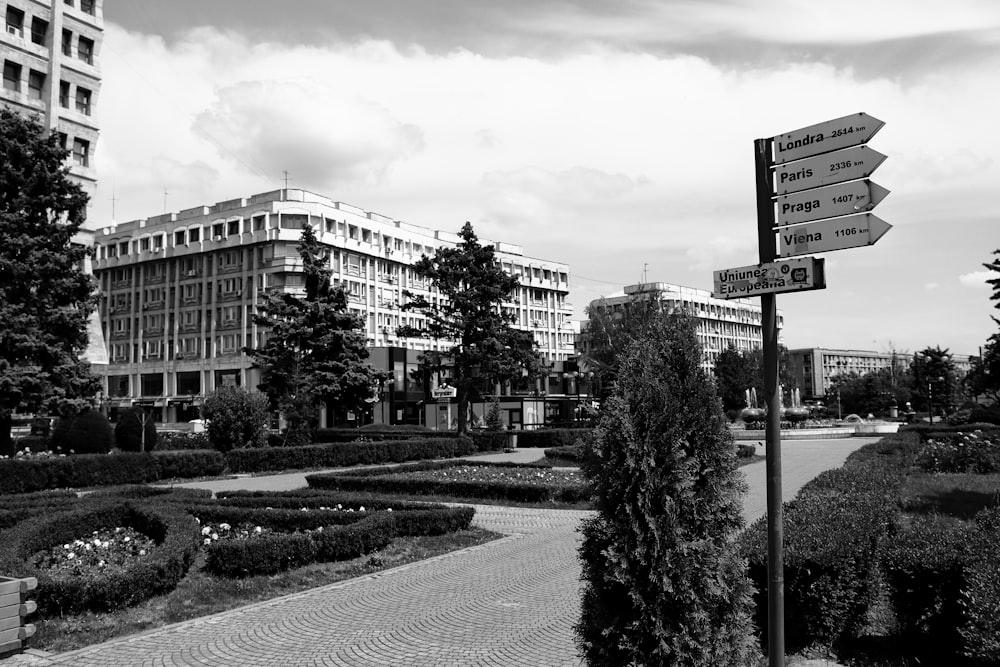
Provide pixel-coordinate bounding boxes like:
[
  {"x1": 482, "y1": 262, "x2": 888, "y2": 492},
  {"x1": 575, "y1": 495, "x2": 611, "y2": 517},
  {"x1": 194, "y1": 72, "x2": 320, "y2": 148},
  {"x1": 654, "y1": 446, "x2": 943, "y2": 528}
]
[{"x1": 92, "y1": 0, "x2": 999, "y2": 357}]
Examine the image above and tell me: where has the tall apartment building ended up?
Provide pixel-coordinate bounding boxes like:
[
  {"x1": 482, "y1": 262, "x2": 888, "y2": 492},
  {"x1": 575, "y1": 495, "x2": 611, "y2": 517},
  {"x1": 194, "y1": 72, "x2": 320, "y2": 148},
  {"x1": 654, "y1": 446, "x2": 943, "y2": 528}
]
[
  {"x1": 91, "y1": 189, "x2": 575, "y2": 423},
  {"x1": 2, "y1": 0, "x2": 102, "y2": 212},
  {"x1": 3, "y1": 0, "x2": 106, "y2": 364},
  {"x1": 584, "y1": 282, "x2": 784, "y2": 370}
]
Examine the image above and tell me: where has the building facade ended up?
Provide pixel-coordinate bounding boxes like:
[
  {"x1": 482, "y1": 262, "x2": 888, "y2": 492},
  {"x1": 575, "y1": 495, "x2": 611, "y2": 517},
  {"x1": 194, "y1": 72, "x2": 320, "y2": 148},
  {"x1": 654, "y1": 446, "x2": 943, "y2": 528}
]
[
  {"x1": 584, "y1": 282, "x2": 784, "y2": 371},
  {"x1": 91, "y1": 189, "x2": 576, "y2": 423},
  {"x1": 2, "y1": 0, "x2": 102, "y2": 212},
  {"x1": 788, "y1": 347, "x2": 974, "y2": 400}
]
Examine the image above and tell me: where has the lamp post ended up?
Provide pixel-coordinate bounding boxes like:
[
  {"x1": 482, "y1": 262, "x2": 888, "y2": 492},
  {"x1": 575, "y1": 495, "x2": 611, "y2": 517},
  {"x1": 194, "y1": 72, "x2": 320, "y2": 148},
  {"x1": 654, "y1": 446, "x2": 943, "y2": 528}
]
[{"x1": 919, "y1": 353, "x2": 950, "y2": 424}]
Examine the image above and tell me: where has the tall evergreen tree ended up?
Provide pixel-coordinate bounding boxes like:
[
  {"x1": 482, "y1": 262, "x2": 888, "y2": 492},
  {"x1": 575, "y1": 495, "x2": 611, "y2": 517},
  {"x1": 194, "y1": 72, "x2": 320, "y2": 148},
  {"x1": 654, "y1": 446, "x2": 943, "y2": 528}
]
[
  {"x1": 576, "y1": 312, "x2": 756, "y2": 666},
  {"x1": 246, "y1": 224, "x2": 385, "y2": 443},
  {"x1": 0, "y1": 109, "x2": 100, "y2": 456},
  {"x1": 985, "y1": 249, "x2": 1000, "y2": 326},
  {"x1": 713, "y1": 344, "x2": 756, "y2": 412},
  {"x1": 398, "y1": 222, "x2": 543, "y2": 433}
]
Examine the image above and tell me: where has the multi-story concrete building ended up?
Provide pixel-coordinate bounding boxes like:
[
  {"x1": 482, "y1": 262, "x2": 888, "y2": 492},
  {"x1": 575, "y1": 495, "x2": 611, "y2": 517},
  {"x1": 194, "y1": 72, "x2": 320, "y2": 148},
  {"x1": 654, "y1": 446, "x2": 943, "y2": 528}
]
[
  {"x1": 2, "y1": 0, "x2": 102, "y2": 212},
  {"x1": 583, "y1": 282, "x2": 784, "y2": 371},
  {"x1": 3, "y1": 0, "x2": 106, "y2": 365},
  {"x1": 91, "y1": 188, "x2": 575, "y2": 424},
  {"x1": 788, "y1": 347, "x2": 974, "y2": 400}
]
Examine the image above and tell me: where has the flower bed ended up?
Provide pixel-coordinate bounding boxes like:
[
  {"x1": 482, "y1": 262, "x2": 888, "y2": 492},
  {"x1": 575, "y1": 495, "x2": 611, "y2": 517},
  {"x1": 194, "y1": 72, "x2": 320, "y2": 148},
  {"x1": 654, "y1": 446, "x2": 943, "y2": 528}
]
[
  {"x1": 306, "y1": 460, "x2": 593, "y2": 503},
  {"x1": 914, "y1": 430, "x2": 1000, "y2": 473},
  {"x1": 0, "y1": 500, "x2": 201, "y2": 615}
]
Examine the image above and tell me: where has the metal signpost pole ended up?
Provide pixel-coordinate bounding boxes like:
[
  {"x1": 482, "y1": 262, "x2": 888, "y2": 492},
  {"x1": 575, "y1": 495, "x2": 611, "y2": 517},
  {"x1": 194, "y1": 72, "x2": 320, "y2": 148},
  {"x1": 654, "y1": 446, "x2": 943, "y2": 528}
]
[{"x1": 755, "y1": 136, "x2": 784, "y2": 667}]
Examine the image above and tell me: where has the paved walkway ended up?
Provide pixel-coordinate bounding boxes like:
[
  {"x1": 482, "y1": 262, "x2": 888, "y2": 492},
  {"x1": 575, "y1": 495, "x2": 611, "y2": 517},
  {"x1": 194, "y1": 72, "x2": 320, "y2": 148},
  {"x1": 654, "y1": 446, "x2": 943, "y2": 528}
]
[{"x1": 7, "y1": 438, "x2": 875, "y2": 666}]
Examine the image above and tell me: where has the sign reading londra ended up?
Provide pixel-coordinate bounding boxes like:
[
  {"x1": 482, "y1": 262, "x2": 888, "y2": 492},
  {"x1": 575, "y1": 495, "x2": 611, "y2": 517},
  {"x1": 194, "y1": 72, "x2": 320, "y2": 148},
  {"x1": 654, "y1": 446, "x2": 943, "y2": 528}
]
[
  {"x1": 712, "y1": 257, "x2": 826, "y2": 299},
  {"x1": 772, "y1": 112, "x2": 885, "y2": 165}
]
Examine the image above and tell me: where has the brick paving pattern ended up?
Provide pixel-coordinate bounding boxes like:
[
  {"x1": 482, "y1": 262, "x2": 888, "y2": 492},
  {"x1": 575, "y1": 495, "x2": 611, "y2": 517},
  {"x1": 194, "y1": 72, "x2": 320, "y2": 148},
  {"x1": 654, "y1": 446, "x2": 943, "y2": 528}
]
[{"x1": 5, "y1": 438, "x2": 875, "y2": 666}]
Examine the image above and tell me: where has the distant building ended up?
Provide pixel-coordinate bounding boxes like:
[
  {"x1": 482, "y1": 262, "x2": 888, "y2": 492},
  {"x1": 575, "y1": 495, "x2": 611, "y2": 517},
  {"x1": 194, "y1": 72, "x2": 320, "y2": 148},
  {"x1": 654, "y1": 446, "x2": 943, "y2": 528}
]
[
  {"x1": 583, "y1": 282, "x2": 784, "y2": 370},
  {"x1": 91, "y1": 189, "x2": 576, "y2": 424},
  {"x1": 787, "y1": 347, "x2": 973, "y2": 400}
]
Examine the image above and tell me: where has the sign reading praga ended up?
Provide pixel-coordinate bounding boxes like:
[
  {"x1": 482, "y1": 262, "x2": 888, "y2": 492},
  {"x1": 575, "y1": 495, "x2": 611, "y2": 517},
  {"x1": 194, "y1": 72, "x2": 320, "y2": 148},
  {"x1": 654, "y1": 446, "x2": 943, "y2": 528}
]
[{"x1": 712, "y1": 256, "x2": 826, "y2": 299}]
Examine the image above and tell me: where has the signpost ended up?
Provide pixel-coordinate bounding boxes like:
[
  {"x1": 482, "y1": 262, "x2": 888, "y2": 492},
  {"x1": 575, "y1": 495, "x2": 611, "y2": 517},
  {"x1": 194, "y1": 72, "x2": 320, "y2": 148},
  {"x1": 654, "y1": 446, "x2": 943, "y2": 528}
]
[
  {"x1": 712, "y1": 111, "x2": 891, "y2": 667},
  {"x1": 777, "y1": 213, "x2": 892, "y2": 258},
  {"x1": 712, "y1": 257, "x2": 826, "y2": 299},
  {"x1": 772, "y1": 112, "x2": 884, "y2": 164},
  {"x1": 773, "y1": 145, "x2": 886, "y2": 195},
  {"x1": 776, "y1": 180, "x2": 890, "y2": 227}
]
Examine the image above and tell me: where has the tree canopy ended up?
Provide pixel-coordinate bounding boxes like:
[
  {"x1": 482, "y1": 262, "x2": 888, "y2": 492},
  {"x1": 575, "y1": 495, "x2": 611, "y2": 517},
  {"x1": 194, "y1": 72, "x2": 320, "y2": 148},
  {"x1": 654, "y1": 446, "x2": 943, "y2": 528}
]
[
  {"x1": 398, "y1": 222, "x2": 543, "y2": 433},
  {"x1": 0, "y1": 109, "x2": 100, "y2": 456},
  {"x1": 246, "y1": 224, "x2": 386, "y2": 442}
]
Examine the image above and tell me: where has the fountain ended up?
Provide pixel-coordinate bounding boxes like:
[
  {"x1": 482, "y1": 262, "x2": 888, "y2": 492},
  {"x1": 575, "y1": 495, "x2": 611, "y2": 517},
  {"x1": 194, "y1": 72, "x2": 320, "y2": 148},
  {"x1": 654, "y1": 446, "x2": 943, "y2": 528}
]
[{"x1": 740, "y1": 387, "x2": 765, "y2": 426}]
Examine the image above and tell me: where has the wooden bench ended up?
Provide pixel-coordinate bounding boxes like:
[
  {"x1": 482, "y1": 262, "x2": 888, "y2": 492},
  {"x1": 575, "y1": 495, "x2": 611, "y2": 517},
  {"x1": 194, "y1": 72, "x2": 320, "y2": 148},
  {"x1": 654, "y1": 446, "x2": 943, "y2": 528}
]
[{"x1": 0, "y1": 577, "x2": 37, "y2": 658}]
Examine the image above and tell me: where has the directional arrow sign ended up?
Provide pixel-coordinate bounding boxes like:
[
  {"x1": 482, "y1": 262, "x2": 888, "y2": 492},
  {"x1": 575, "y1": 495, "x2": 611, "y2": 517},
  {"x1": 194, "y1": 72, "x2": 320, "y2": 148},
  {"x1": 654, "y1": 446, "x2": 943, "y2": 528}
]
[
  {"x1": 775, "y1": 180, "x2": 890, "y2": 227},
  {"x1": 773, "y1": 145, "x2": 887, "y2": 195},
  {"x1": 712, "y1": 256, "x2": 826, "y2": 300},
  {"x1": 772, "y1": 112, "x2": 885, "y2": 165},
  {"x1": 777, "y1": 213, "x2": 892, "y2": 258}
]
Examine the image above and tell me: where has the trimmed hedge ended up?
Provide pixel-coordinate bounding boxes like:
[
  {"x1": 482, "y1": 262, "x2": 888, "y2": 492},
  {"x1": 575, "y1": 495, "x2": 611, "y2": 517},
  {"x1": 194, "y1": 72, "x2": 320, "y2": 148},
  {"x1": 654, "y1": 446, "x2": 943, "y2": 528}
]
[
  {"x1": 0, "y1": 490, "x2": 81, "y2": 530},
  {"x1": 313, "y1": 427, "x2": 448, "y2": 443},
  {"x1": 306, "y1": 460, "x2": 592, "y2": 503},
  {"x1": 0, "y1": 499, "x2": 201, "y2": 615},
  {"x1": 741, "y1": 462, "x2": 902, "y2": 652},
  {"x1": 900, "y1": 422, "x2": 1000, "y2": 442},
  {"x1": 0, "y1": 450, "x2": 226, "y2": 495},
  {"x1": 156, "y1": 432, "x2": 212, "y2": 451},
  {"x1": 514, "y1": 428, "x2": 593, "y2": 449},
  {"x1": 223, "y1": 436, "x2": 475, "y2": 474},
  {"x1": 960, "y1": 508, "x2": 1000, "y2": 665}
]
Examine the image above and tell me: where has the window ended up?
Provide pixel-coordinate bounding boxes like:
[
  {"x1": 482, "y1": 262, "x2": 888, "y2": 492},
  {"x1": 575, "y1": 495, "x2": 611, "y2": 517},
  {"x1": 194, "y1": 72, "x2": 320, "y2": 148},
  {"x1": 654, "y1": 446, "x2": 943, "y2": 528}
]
[
  {"x1": 80, "y1": 0, "x2": 95, "y2": 15},
  {"x1": 118, "y1": 241, "x2": 129, "y2": 256},
  {"x1": 5, "y1": 7, "x2": 24, "y2": 38},
  {"x1": 188, "y1": 227, "x2": 200, "y2": 242},
  {"x1": 139, "y1": 237, "x2": 150, "y2": 252},
  {"x1": 152, "y1": 235, "x2": 163, "y2": 250},
  {"x1": 27, "y1": 70, "x2": 44, "y2": 100},
  {"x1": 30, "y1": 17, "x2": 48, "y2": 46},
  {"x1": 61, "y1": 29, "x2": 72, "y2": 56},
  {"x1": 227, "y1": 219, "x2": 239, "y2": 235},
  {"x1": 174, "y1": 230, "x2": 186, "y2": 245},
  {"x1": 72, "y1": 138, "x2": 90, "y2": 166},
  {"x1": 77, "y1": 36, "x2": 93, "y2": 64},
  {"x1": 212, "y1": 223, "x2": 223, "y2": 238},
  {"x1": 59, "y1": 80, "x2": 69, "y2": 107},
  {"x1": 253, "y1": 215, "x2": 265, "y2": 231},
  {"x1": 75, "y1": 86, "x2": 91, "y2": 115},
  {"x1": 3, "y1": 61, "x2": 21, "y2": 93}
]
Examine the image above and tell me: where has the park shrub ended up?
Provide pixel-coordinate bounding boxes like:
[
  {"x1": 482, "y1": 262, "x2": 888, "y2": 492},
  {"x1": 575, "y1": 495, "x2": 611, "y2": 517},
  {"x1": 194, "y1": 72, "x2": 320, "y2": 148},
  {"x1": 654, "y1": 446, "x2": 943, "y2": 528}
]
[
  {"x1": 306, "y1": 460, "x2": 591, "y2": 503},
  {"x1": 900, "y1": 422, "x2": 1000, "y2": 442},
  {"x1": 48, "y1": 409, "x2": 115, "y2": 455},
  {"x1": 515, "y1": 428, "x2": 593, "y2": 449},
  {"x1": 114, "y1": 407, "x2": 158, "y2": 452},
  {"x1": 201, "y1": 386, "x2": 270, "y2": 452},
  {"x1": 882, "y1": 514, "x2": 973, "y2": 660},
  {"x1": 11, "y1": 435, "x2": 49, "y2": 453},
  {"x1": 313, "y1": 426, "x2": 448, "y2": 443},
  {"x1": 470, "y1": 430, "x2": 506, "y2": 452},
  {"x1": 959, "y1": 507, "x2": 1000, "y2": 665},
  {"x1": 205, "y1": 531, "x2": 318, "y2": 578},
  {"x1": 0, "y1": 490, "x2": 81, "y2": 529},
  {"x1": 576, "y1": 314, "x2": 756, "y2": 666},
  {"x1": 914, "y1": 431, "x2": 1000, "y2": 474},
  {"x1": 0, "y1": 499, "x2": 200, "y2": 615},
  {"x1": 156, "y1": 432, "x2": 212, "y2": 451},
  {"x1": 736, "y1": 444, "x2": 757, "y2": 458},
  {"x1": 0, "y1": 450, "x2": 225, "y2": 494},
  {"x1": 309, "y1": 513, "x2": 396, "y2": 562},
  {"x1": 742, "y1": 484, "x2": 897, "y2": 652},
  {"x1": 967, "y1": 404, "x2": 1000, "y2": 426},
  {"x1": 843, "y1": 430, "x2": 920, "y2": 470},
  {"x1": 223, "y1": 436, "x2": 474, "y2": 474}
]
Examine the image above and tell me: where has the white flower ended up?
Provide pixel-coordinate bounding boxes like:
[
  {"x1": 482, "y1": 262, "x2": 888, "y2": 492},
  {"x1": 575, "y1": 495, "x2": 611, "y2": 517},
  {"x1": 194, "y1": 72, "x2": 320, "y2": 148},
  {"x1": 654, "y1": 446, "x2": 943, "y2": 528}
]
[
  {"x1": 204, "y1": 538, "x2": 211, "y2": 545},
  {"x1": 202, "y1": 526, "x2": 211, "y2": 536},
  {"x1": 123, "y1": 536, "x2": 131, "y2": 543},
  {"x1": 211, "y1": 533, "x2": 219, "y2": 540},
  {"x1": 219, "y1": 523, "x2": 231, "y2": 531},
  {"x1": 63, "y1": 544, "x2": 71, "y2": 550},
  {"x1": 84, "y1": 543, "x2": 92, "y2": 551},
  {"x1": 139, "y1": 549, "x2": 147, "y2": 556},
  {"x1": 67, "y1": 552, "x2": 75, "y2": 559},
  {"x1": 359, "y1": 506, "x2": 366, "y2": 512},
  {"x1": 387, "y1": 508, "x2": 392, "y2": 512},
  {"x1": 98, "y1": 560, "x2": 105, "y2": 567},
  {"x1": 253, "y1": 526, "x2": 262, "y2": 534},
  {"x1": 195, "y1": 517, "x2": 201, "y2": 525}
]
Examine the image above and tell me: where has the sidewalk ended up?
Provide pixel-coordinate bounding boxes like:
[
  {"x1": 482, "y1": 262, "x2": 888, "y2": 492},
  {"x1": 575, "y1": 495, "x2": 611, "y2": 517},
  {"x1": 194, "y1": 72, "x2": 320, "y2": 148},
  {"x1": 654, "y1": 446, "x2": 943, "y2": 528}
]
[{"x1": 5, "y1": 439, "x2": 874, "y2": 666}]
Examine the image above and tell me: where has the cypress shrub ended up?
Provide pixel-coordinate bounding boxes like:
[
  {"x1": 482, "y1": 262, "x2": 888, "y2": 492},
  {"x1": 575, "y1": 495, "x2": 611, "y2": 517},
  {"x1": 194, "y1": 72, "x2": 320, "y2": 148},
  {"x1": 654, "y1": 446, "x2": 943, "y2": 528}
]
[
  {"x1": 65, "y1": 410, "x2": 115, "y2": 454},
  {"x1": 575, "y1": 313, "x2": 756, "y2": 666},
  {"x1": 201, "y1": 386, "x2": 270, "y2": 452},
  {"x1": 114, "y1": 406, "x2": 158, "y2": 452}
]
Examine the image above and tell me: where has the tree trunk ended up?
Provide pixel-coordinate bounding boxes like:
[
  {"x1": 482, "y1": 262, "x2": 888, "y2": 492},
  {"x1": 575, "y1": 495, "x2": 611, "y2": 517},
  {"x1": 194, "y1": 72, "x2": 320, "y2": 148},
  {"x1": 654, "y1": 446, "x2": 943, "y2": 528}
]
[
  {"x1": 0, "y1": 411, "x2": 13, "y2": 458},
  {"x1": 456, "y1": 383, "x2": 470, "y2": 434}
]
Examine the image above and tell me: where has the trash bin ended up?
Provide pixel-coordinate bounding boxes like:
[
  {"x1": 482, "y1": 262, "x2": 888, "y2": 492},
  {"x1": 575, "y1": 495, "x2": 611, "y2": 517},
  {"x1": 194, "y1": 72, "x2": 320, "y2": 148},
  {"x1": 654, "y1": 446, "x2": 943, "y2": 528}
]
[{"x1": 506, "y1": 430, "x2": 518, "y2": 450}]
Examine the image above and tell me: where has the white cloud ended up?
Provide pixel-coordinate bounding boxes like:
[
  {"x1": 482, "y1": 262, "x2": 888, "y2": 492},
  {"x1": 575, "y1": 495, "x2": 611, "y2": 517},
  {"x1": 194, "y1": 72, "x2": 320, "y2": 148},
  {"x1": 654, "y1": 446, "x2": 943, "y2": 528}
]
[{"x1": 959, "y1": 270, "x2": 992, "y2": 287}]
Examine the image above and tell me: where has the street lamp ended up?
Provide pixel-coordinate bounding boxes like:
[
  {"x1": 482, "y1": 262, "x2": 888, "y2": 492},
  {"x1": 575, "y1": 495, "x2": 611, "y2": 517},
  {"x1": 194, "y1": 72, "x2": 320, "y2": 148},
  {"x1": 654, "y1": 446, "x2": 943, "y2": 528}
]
[{"x1": 920, "y1": 353, "x2": 950, "y2": 425}]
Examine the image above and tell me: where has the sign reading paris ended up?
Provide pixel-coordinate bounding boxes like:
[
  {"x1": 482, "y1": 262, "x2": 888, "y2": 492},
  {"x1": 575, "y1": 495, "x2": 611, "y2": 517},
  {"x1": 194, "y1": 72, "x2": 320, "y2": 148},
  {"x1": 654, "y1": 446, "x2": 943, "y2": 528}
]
[
  {"x1": 772, "y1": 112, "x2": 885, "y2": 165},
  {"x1": 772, "y1": 145, "x2": 886, "y2": 196}
]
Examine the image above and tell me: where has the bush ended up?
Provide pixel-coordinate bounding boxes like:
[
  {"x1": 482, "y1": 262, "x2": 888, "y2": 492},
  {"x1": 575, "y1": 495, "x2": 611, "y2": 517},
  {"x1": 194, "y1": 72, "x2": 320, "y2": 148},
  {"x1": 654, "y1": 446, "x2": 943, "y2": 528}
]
[
  {"x1": 201, "y1": 386, "x2": 270, "y2": 452},
  {"x1": 515, "y1": 428, "x2": 593, "y2": 449},
  {"x1": 470, "y1": 430, "x2": 506, "y2": 452},
  {"x1": 224, "y1": 436, "x2": 474, "y2": 474},
  {"x1": 914, "y1": 431, "x2": 1000, "y2": 473},
  {"x1": 960, "y1": 508, "x2": 1000, "y2": 665},
  {"x1": 967, "y1": 404, "x2": 1000, "y2": 426},
  {"x1": 575, "y1": 314, "x2": 756, "y2": 666},
  {"x1": 48, "y1": 410, "x2": 115, "y2": 455},
  {"x1": 114, "y1": 407, "x2": 158, "y2": 452},
  {"x1": 205, "y1": 531, "x2": 318, "y2": 577},
  {"x1": 155, "y1": 431, "x2": 211, "y2": 451},
  {"x1": 314, "y1": 426, "x2": 449, "y2": 443},
  {"x1": 883, "y1": 515, "x2": 973, "y2": 659},
  {"x1": 0, "y1": 499, "x2": 200, "y2": 615}
]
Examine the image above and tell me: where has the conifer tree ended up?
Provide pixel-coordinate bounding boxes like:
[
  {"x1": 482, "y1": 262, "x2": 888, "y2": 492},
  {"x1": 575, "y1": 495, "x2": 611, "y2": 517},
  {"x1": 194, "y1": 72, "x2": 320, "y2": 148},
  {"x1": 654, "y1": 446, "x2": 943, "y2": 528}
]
[
  {"x1": 399, "y1": 222, "x2": 543, "y2": 433},
  {"x1": 576, "y1": 312, "x2": 756, "y2": 666},
  {"x1": 0, "y1": 109, "x2": 100, "y2": 456},
  {"x1": 246, "y1": 224, "x2": 386, "y2": 443}
]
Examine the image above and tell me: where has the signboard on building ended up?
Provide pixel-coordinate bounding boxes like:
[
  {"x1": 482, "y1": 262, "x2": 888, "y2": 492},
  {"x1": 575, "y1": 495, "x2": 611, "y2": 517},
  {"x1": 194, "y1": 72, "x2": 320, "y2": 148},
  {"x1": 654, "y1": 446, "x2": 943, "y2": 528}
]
[{"x1": 432, "y1": 386, "x2": 457, "y2": 399}]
